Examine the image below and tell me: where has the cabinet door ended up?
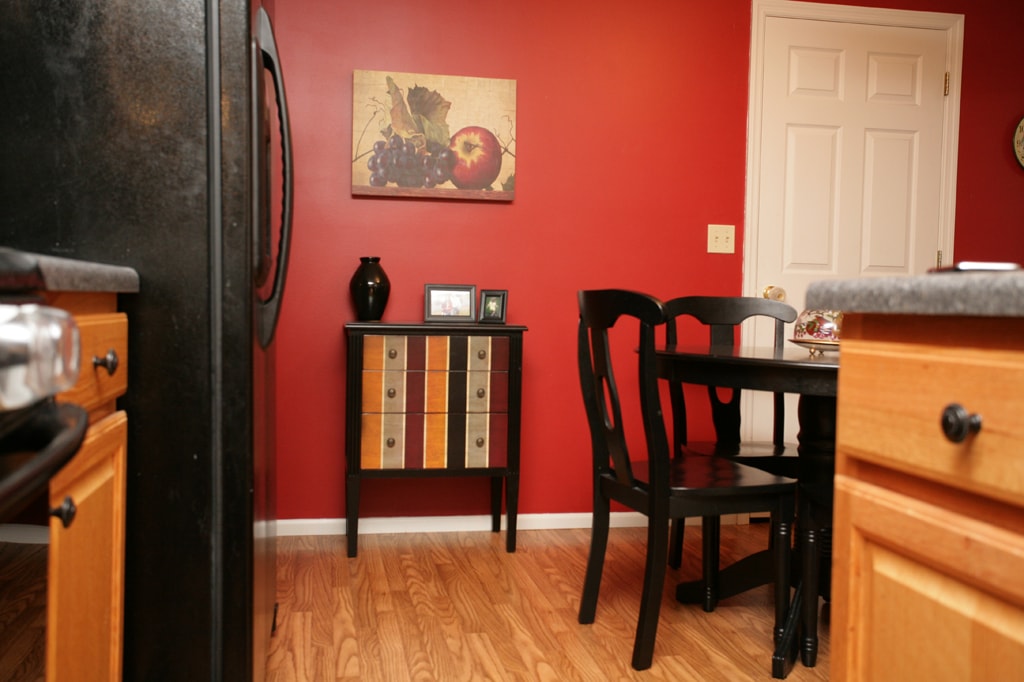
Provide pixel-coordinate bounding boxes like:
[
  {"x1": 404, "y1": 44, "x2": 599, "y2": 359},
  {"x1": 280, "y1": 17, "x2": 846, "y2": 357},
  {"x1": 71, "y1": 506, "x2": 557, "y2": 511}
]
[
  {"x1": 832, "y1": 476, "x2": 1024, "y2": 681},
  {"x1": 47, "y1": 411, "x2": 127, "y2": 682}
]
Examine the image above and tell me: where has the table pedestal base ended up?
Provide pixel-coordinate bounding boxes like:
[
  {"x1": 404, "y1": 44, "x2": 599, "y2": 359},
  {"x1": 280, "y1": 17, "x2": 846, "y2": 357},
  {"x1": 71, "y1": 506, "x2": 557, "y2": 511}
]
[{"x1": 675, "y1": 547, "x2": 774, "y2": 606}]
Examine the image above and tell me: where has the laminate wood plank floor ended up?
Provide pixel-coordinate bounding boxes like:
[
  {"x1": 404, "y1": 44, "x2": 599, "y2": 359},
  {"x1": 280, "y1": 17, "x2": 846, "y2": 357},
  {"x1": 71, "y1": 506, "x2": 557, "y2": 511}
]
[{"x1": 267, "y1": 524, "x2": 830, "y2": 681}]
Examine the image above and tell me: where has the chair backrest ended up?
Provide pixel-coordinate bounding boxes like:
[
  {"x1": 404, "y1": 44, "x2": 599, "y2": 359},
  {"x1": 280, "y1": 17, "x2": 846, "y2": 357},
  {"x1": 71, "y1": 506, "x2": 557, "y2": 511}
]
[
  {"x1": 662, "y1": 296, "x2": 797, "y2": 454},
  {"x1": 577, "y1": 289, "x2": 670, "y2": 491}
]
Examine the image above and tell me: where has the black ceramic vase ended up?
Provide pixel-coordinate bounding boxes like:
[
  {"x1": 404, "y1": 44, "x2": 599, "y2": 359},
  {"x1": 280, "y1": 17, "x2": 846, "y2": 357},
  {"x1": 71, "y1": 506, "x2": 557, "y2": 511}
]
[{"x1": 349, "y1": 256, "x2": 391, "y2": 321}]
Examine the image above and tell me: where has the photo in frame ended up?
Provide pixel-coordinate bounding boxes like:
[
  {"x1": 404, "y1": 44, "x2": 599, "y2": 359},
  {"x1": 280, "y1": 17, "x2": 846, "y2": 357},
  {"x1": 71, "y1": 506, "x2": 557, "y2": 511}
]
[
  {"x1": 479, "y1": 290, "x2": 507, "y2": 324},
  {"x1": 352, "y1": 69, "x2": 516, "y2": 201},
  {"x1": 424, "y1": 284, "x2": 477, "y2": 322}
]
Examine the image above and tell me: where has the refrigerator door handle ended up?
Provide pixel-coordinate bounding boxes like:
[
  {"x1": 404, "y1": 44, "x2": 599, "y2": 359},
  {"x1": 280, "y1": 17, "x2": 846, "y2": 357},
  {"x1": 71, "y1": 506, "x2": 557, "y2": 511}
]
[{"x1": 255, "y1": 6, "x2": 293, "y2": 349}]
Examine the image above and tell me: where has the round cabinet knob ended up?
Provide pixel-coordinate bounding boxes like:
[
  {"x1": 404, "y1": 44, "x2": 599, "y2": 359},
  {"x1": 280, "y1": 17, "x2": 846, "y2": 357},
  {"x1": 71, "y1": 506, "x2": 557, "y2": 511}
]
[
  {"x1": 475, "y1": 437, "x2": 485, "y2": 448},
  {"x1": 476, "y1": 388, "x2": 486, "y2": 399},
  {"x1": 387, "y1": 388, "x2": 396, "y2": 399},
  {"x1": 50, "y1": 496, "x2": 77, "y2": 528},
  {"x1": 478, "y1": 350, "x2": 487, "y2": 360},
  {"x1": 92, "y1": 349, "x2": 119, "y2": 375},
  {"x1": 940, "y1": 403, "x2": 982, "y2": 443},
  {"x1": 388, "y1": 349, "x2": 398, "y2": 359},
  {"x1": 386, "y1": 437, "x2": 396, "y2": 448}
]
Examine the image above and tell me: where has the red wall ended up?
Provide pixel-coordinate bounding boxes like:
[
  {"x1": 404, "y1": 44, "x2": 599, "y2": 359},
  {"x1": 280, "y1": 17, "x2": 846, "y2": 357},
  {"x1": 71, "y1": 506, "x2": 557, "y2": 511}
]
[{"x1": 272, "y1": 0, "x2": 1024, "y2": 521}]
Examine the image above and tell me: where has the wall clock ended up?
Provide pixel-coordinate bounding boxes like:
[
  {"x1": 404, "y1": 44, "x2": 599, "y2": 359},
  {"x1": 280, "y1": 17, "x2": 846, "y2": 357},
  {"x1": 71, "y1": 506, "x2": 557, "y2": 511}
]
[{"x1": 1015, "y1": 116, "x2": 1024, "y2": 168}]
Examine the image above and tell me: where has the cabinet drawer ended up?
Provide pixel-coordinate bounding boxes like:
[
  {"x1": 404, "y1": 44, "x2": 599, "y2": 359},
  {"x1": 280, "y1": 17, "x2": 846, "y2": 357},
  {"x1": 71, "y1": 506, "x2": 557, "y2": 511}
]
[
  {"x1": 837, "y1": 338, "x2": 1024, "y2": 506},
  {"x1": 467, "y1": 336, "x2": 508, "y2": 371},
  {"x1": 466, "y1": 370, "x2": 502, "y2": 413},
  {"x1": 58, "y1": 313, "x2": 128, "y2": 418},
  {"x1": 362, "y1": 369, "x2": 509, "y2": 414},
  {"x1": 363, "y1": 334, "x2": 509, "y2": 371},
  {"x1": 360, "y1": 412, "x2": 508, "y2": 469}
]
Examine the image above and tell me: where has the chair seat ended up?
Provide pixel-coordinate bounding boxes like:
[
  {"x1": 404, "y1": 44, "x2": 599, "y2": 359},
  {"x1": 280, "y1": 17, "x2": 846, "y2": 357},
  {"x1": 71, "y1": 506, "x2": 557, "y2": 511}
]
[
  {"x1": 681, "y1": 440, "x2": 801, "y2": 479},
  {"x1": 629, "y1": 455, "x2": 795, "y2": 495}
]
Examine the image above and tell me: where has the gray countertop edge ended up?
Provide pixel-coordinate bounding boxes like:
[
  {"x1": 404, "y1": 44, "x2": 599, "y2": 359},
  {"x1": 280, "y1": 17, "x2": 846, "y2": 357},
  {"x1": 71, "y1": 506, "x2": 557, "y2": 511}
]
[
  {"x1": 31, "y1": 251, "x2": 139, "y2": 293},
  {"x1": 806, "y1": 272, "x2": 1024, "y2": 318}
]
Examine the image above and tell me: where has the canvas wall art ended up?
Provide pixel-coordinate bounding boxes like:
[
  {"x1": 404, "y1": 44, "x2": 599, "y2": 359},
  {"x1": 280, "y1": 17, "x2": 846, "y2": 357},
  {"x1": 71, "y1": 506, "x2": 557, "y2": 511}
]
[{"x1": 352, "y1": 69, "x2": 516, "y2": 201}]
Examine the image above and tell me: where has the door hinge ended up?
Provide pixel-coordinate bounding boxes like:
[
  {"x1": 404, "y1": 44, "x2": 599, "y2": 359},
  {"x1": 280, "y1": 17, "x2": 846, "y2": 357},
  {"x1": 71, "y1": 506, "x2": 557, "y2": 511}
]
[
  {"x1": 937, "y1": 250, "x2": 943, "y2": 268},
  {"x1": 944, "y1": 72, "x2": 950, "y2": 96}
]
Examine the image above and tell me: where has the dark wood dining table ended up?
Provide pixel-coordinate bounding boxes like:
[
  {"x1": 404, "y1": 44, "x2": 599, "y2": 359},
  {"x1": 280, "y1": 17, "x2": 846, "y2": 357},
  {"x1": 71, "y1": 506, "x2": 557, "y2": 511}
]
[{"x1": 655, "y1": 342, "x2": 839, "y2": 678}]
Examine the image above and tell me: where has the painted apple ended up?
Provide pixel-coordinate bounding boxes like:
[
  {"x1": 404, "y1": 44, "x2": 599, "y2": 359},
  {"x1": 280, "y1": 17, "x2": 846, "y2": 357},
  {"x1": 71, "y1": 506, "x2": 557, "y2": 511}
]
[{"x1": 448, "y1": 126, "x2": 502, "y2": 190}]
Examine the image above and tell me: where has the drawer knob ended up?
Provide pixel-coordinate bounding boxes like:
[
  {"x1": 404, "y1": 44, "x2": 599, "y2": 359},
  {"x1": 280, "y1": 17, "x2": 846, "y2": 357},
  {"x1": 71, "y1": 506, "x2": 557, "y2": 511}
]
[
  {"x1": 476, "y1": 388, "x2": 486, "y2": 399},
  {"x1": 92, "y1": 349, "x2": 119, "y2": 376},
  {"x1": 388, "y1": 349, "x2": 398, "y2": 359},
  {"x1": 478, "y1": 350, "x2": 487, "y2": 360},
  {"x1": 387, "y1": 388, "x2": 396, "y2": 399},
  {"x1": 940, "y1": 403, "x2": 982, "y2": 443},
  {"x1": 475, "y1": 437, "x2": 485, "y2": 448},
  {"x1": 50, "y1": 496, "x2": 77, "y2": 528},
  {"x1": 386, "y1": 437, "x2": 396, "y2": 448}
]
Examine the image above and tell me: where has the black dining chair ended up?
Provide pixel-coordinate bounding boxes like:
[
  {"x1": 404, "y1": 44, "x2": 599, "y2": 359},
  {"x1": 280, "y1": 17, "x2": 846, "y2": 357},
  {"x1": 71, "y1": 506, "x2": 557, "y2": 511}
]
[
  {"x1": 576, "y1": 289, "x2": 796, "y2": 671},
  {"x1": 662, "y1": 295, "x2": 799, "y2": 569}
]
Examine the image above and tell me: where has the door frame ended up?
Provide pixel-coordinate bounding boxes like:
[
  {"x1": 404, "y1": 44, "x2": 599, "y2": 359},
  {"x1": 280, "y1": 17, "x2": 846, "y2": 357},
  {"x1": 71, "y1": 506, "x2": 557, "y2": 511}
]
[{"x1": 742, "y1": 0, "x2": 964, "y2": 301}]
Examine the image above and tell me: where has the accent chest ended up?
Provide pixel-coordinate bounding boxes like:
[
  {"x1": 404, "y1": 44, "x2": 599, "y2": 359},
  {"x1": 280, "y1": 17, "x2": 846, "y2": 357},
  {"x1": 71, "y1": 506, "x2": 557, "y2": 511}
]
[{"x1": 344, "y1": 322, "x2": 526, "y2": 557}]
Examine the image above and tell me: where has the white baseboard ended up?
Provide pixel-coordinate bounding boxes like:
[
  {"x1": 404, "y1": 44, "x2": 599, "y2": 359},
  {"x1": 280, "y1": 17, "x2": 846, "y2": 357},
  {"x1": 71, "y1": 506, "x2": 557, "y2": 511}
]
[{"x1": 275, "y1": 512, "x2": 739, "y2": 537}]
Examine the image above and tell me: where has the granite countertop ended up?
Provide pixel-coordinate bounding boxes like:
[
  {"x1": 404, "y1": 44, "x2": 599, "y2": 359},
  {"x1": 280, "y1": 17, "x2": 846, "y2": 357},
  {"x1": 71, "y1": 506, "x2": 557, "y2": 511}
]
[
  {"x1": 0, "y1": 247, "x2": 139, "y2": 293},
  {"x1": 806, "y1": 270, "x2": 1024, "y2": 318}
]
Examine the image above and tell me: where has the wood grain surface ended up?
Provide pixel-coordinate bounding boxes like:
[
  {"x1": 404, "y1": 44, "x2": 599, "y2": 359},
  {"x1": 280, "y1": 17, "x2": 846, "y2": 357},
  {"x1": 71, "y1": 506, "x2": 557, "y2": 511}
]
[{"x1": 267, "y1": 526, "x2": 830, "y2": 681}]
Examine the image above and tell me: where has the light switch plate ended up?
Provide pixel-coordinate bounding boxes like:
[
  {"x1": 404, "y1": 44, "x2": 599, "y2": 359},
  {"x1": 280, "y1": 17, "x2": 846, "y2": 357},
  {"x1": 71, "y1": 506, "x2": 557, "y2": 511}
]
[{"x1": 707, "y1": 224, "x2": 735, "y2": 254}]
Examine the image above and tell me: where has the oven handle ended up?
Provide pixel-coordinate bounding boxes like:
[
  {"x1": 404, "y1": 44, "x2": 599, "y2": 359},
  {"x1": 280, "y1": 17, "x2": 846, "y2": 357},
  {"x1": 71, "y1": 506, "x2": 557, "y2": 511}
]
[{"x1": 0, "y1": 400, "x2": 89, "y2": 522}]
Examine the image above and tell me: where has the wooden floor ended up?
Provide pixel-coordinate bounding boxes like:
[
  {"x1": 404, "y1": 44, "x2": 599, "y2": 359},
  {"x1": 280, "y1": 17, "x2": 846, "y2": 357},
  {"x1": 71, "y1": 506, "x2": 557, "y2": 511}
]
[
  {"x1": 0, "y1": 523, "x2": 830, "y2": 681},
  {"x1": 0, "y1": 540, "x2": 47, "y2": 682},
  {"x1": 267, "y1": 524, "x2": 830, "y2": 681}
]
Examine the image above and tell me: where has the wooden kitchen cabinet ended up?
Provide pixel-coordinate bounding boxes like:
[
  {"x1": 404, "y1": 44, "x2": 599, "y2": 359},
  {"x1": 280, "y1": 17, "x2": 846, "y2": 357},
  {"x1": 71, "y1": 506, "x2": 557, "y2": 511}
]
[
  {"x1": 44, "y1": 291, "x2": 128, "y2": 682},
  {"x1": 831, "y1": 314, "x2": 1024, "y2": 681},
  {"x1": 47, "y1": 410, "x2": 126, "y2": 679},
  {"x1": 344, "y1": 322, "x2": 526, "y2": 558}
]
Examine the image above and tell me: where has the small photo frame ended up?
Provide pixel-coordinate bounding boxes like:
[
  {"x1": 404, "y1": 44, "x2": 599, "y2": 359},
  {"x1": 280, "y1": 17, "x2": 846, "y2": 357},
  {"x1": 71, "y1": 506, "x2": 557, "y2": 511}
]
[
  {"x1": 424, "y1": 284, "x2": 477, "y2": 322},
  {"x1": 479, "y1": 290, "x2": 507, "y2": 323}
]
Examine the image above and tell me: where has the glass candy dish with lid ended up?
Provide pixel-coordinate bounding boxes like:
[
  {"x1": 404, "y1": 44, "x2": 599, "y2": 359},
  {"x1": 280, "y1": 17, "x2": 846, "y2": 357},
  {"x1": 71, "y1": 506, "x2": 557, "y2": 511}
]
[{"x1": 791, "y1": 309, "x2": 843, "y2": 354}]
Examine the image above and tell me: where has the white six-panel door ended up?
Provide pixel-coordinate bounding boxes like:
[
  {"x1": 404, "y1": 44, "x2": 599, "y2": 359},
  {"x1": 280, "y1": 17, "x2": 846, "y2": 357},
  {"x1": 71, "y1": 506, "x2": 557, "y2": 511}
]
[{"x1": 743, "y1": 0, "x2": 963, "y2": 441}]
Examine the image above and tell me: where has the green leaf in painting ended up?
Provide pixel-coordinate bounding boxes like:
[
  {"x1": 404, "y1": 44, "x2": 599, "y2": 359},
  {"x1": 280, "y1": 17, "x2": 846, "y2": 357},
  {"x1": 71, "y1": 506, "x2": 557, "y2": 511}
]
[
  {"x1": 385, "y1": 76, "x2": 418, "y2": 139},
  {"x1": 407, "y1": 85, "x2": 452, "y2": 147}
]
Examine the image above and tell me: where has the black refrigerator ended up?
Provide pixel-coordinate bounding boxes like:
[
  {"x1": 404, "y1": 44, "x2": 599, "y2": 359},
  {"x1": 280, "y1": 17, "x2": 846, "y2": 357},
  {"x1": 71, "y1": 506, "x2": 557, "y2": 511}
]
[{"x1": 0, "y1": 0, "x2": 293, "y2": 679}]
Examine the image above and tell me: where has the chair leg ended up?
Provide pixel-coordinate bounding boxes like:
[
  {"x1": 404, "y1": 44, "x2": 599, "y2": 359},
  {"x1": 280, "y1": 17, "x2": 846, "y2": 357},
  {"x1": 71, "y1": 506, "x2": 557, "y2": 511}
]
[
  {"x1": 801, "y1": 516, "x2": 822, "y2": 668},
  {"x1": 632, "y1": 509, "x2": 670, "y2": 671},
  {"x1": 668, "y1": 518, "x2": 684, "y2": 569},
  {"x1": 579, "y1": 491, "x2": 610, "y2": 625},
  {"x1": 772, "y1": 503, "x2": 794, "y2": 646},
  {"x1": 701, "y1": 515, "x2": 721, "y2": 612}
]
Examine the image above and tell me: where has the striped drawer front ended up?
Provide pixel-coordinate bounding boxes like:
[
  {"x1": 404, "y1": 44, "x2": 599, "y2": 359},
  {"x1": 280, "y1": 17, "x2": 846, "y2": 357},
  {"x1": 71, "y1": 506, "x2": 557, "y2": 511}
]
[
  {"x1": 360, "y1": 412, "x2": 509, "y2": 469},
  {"x1": 363, "y1": 334, "x2": 510, "y2": 371},
  {"x1": 360, "y1": 334, "x2": 511, "y2": 469}
]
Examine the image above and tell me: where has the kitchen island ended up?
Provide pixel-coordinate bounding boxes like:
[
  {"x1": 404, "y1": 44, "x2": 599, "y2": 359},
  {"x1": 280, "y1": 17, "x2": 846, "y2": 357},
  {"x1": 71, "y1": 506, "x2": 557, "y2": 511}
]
[{"x1": 807, "y1": 270, "x2": 1024, "y2": 682}]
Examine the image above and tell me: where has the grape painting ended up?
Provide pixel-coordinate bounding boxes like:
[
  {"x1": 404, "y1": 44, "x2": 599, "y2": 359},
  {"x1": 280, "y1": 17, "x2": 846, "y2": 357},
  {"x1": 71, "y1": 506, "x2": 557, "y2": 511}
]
[{"x1": 352, "y1": 70, "x2": 516, "y2": 201}]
